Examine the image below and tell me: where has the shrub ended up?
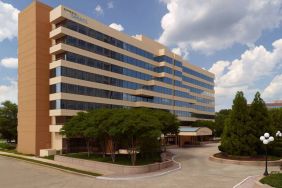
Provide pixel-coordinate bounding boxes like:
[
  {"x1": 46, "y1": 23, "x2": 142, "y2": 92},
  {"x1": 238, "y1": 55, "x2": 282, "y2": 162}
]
[{"x1": 0, "y1": 142, "x2": 16, "y2": 150}]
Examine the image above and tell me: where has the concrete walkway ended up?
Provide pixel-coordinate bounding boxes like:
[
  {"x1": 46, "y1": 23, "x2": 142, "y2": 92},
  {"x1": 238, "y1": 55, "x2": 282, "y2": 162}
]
[
  {"x1": 233, "y1": 175, "x2": 261, "y2": 188},
  {"x1": 0, "y1": 151, "x2": 103, "y2": 175},
  {"x1": 0, "y1": 144, "x2": 280, "y2": 188}
]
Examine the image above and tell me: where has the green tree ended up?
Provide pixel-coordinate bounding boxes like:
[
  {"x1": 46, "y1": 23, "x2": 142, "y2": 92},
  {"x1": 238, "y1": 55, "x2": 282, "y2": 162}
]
[
  {"x1": 94, "y1": 109, "x2": 122, "y2": 163},
  {"x1": 118, "y1": 108, "x2": 162, "y2": 165},
  {"x1": 61, "y1": 108, "x2": 178, "y2": 164},
  {"x1": 150, "y1": 109, "x2": 180, "y2": 151},
  {"x1": 249, "y1": 92, "x2": 272, "y2": 155},
  {"x1": 61, "y1": 112, "x2": 88, "y2": 138},
  {"x1": 269, "y1": 108, "x2": 282, "y2": 131},
  {"x1": 219, "y1": 91, "x2": 252, "y2": 155},
  {"x1": 269, "y1": 108, "x2": 282, "y2": 156},
  {"x1": 0, "y1": 101, "x2": 18, "y2": 143},
  {"x1": 61, "y1": 112, "x2": 93, "y2": 156},
  {"x1": 215, "y1": 109, "x2": 231, "y2": 137}
]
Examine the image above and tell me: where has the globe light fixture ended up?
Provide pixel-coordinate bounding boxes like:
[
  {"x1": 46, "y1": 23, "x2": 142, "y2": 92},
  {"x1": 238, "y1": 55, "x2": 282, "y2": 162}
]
[
  {"x1": 264, "y1": 133, "x2": 270, "y2": 138},
  {"x1": 263, "y1": 139, "x2": 269, "y2": 145},
  {"x1": 260, "y1": 133, "x2": 274, "y2": 176},
  {"x1": 276, "y1": 131, "x2": 282, "y2": 137}
]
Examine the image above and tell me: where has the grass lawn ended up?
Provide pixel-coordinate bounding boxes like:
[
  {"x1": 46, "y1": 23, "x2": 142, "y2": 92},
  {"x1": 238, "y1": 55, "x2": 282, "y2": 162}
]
[
  {"x1": 65, "y1": 153, "x2": 161, "y2": 166},
  {"x1": 42, "y1": 155, "x2": 55, "y2": 160},
  {"x1": 214, "y1": 152, "x2": 281, "y2": 161},
  {"x1": 260, "y1": 173, "x2": 282, "y2": 188}
]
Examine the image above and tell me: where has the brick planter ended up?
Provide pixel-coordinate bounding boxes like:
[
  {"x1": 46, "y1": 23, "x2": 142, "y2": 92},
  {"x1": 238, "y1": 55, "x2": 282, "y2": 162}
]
[{"x1": 54, "y1": 154, "x2": 174, "y2": 175}]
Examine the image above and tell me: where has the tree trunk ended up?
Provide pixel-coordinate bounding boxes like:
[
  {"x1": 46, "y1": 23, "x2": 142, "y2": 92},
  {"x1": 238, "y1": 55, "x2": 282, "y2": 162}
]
[
  {"x1": 86, "y1": 138, "x2": 90, "y2": 157},
  {"x1": 99, "y1": 139, "x2": 106, "y2": 158},
  {"x1": 103, "y1": 139, "x2": 107, "y2": 158},
  {"x1": 109, "y1": 137, "x2": 116, "y2": 163},
  {"x1": 163, "y1": 134, "x2": 167, "y2": 152},
  {"x1": 130, "y1": 136, "x2": 136, "y2": 166}
]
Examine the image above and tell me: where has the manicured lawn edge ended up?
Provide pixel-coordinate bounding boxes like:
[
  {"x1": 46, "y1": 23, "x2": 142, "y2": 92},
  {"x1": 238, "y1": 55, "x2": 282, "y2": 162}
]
[
  {"x1": 260, "y1": 173, "x2": 282, "y2": 188},
  {"x1": 209, "y1": 154, "x2": 282, "y2": 166},
  {"x1": 0, "y1": 154, "x2": 101, "y2": 177},
  {"x1": 214, "y1": 152, "x2": 281, "y2": 161}
]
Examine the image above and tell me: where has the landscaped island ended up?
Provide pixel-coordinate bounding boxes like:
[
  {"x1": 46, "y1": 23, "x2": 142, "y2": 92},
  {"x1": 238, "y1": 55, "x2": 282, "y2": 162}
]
[{"x1": 60, "y1": 108, "x2": 180, "y2": 166}]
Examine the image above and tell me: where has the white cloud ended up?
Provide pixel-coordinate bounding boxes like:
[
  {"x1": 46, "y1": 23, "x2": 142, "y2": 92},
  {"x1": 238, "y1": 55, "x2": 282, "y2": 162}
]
[
  {"x1": 209, "y1": 38, "x2": 282, "y2": 110},
  {"x1": 107, "y1": 1, "x2": 114, "y2": 9},
  {"x1": 95, "y1": 5, "x2": 104, "y2": 15},
  {"x1": 172, "y1": 47, "x2": 181, "y2": 56},
  {"x1": 0, "y1": 57, "x2": 18, "y2": 68},
  {"x1": 209, "y1": 61, "x2": 230, "y2": 79},
  {"x1": 109, "y1": 23, "x2": 124, "y2": 31},
  {"x1": 159, "y1": 0, "x2": 282, "y2": 54},
  {"x1": 0, "y1": 1, "x2": 19, "y2": 41},
  {"x1": 0, "y1": 79, "x2": 17, "y2": 103},
  {"x1": 171, "y1": 46, "x2": 189, "y2": 59},
  {"x1": 262, "y1": 75, "x2": 282, "y2": 101}
]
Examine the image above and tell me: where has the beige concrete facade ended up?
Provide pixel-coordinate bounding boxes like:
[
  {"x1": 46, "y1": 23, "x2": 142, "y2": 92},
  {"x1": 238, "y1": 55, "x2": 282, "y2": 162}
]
[
  {"x1": 18, "y1": 2, "x2": 215, "y2": 154},
  {"x1": 18, "y1": 1, "x2": 52, "y2": 155}
]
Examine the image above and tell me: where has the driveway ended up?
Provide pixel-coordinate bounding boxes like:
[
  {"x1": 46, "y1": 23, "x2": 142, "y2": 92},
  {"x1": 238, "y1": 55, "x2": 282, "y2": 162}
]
[{"x1": 0, "y1": 143, "x2": 279, "y2": 188}]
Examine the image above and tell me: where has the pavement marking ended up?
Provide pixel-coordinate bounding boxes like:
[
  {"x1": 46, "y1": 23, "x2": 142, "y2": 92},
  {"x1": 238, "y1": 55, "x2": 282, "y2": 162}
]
[
  {"x1": 96, "y1": 155, "x2": 182, "y2": 181},
  {"x1": 233, "y1": 175, "x2": 260, "y2": 188}
]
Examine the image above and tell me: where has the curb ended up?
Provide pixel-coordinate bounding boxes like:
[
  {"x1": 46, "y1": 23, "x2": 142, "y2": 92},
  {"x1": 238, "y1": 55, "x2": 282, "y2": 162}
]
[
  {"x1": 209, "y1": 155, "x2": 282, "y2": 166},
  {"x1": 96, "y1": 155, "x2": 181, "y2": 180}
]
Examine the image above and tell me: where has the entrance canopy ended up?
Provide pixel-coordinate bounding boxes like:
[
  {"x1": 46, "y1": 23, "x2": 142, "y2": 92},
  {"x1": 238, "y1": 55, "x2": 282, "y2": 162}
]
[{"x1": 178, "y1": 126, "x2": 212, "y2": 136}]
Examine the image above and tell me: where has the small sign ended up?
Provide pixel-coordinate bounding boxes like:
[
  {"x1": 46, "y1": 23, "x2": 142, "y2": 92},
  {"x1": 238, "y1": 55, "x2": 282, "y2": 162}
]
[{"x1": 64, "y1": 8, "x2": 88, "y2": 24}]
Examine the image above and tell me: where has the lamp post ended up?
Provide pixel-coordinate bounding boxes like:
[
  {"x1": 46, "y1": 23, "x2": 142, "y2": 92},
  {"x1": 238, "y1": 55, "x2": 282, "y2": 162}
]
[
  {"x1": 276, "y1": 131, "x2": 282, "y2": 170},
  {"x1": 276, "y1": 130, "x2": 282, "y2": 138},
  {"x1": 260, "y1": 133, "x2": 274, "y2": 176}
]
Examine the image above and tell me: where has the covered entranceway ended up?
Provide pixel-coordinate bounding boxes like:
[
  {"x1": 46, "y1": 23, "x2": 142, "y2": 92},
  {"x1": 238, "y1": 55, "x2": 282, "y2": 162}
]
[{"x1": 177, "y1": 126, "x2": 212, "y2": 147}]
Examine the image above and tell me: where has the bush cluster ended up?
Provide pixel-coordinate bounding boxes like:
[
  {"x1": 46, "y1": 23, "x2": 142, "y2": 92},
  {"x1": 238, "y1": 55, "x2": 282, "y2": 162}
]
[
  {"x1": 61, "y1": 108, "x2": 180, "y2": 165},
  {"x1": 219, "y1": 91, "x2": 282, "y2": 157}
]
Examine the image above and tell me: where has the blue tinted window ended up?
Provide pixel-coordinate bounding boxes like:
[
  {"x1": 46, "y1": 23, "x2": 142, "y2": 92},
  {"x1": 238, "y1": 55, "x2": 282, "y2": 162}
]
[
  {"x1": 183, "y1": 66, "x2": 214, "y2": 82},
  {"x1": 59, "y1": 36, "x2": 155, "y2": 72},
  {"x1": 59, "y1": 19, "x2": 154, "y2": 61},
  {"x1": 182, "y1": 75, "x2": 213, "y2": 90}
]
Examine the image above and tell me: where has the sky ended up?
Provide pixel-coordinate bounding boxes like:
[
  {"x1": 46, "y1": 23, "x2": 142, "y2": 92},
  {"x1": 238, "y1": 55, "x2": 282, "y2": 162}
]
[{"x1": 0, "y1": 0, "x2": 282, "y2": 111}]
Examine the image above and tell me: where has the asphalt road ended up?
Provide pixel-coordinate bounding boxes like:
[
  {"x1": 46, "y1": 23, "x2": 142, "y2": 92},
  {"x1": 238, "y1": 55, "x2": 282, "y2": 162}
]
[{"x1": 0, "y1": 144, "x2": 279, "y2": 188}]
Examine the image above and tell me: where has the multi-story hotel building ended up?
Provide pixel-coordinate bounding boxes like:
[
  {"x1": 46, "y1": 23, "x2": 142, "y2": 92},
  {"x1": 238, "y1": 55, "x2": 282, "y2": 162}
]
[
  {"x1": 18, "y1": 1, "x2": 215, "y2": 155},
  {"x1": 265, "y1": 100, "x2": 282, "y2": 109}
]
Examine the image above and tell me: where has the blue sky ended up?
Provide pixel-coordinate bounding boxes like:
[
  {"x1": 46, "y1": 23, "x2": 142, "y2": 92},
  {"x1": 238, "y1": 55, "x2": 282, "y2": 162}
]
[{"x1": 0, "y1": 0, "x2": 282, "y2": 111}]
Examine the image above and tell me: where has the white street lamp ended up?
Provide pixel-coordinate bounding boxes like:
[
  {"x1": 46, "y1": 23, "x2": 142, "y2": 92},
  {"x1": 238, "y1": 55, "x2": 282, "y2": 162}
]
[
  {"x1": 269, "y1": 136, "x2": 274, "y2": 142},
  {"x1": 276, "y1": 131, "x2": 282, "y2": 137},
  {"x1": 260, "y1": 133, "x2": 274, "y2": 176},
  {"x1": 264, "y1": 133, "x2": 270, "y2": 138}
]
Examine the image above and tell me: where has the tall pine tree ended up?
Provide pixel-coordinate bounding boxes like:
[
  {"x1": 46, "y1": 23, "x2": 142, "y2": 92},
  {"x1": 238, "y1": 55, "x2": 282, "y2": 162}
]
[
  {"x1": 269, "y1": 108, "x2": 282, "y2": 156},
  {"x1": 249, "y1": 92, "x2": 272, "y2": 155},
  {"x1": 219, "y1": 91, "x2": 252, "y2": 156}
]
